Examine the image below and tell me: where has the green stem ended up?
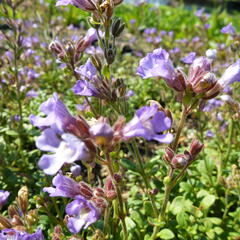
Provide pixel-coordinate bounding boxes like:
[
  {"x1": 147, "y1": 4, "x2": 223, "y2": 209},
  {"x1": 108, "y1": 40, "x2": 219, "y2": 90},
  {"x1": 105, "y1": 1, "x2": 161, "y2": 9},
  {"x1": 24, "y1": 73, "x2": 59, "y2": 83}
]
[
  {"x1": 106, "y1": 152, "x2": 128, "y2": 240},
  {"x1": 218, "y1": 118, "x2": 234, "y2": 184},
  {"x1": 104, "y1": 206, "x2": 111, "y2": 235},
  {"x1": 171, "y1": 106, "x2": 187, "y2": 151},
  {"x1": 131, "y1": 140, "x2": 159, "y2": 218}
]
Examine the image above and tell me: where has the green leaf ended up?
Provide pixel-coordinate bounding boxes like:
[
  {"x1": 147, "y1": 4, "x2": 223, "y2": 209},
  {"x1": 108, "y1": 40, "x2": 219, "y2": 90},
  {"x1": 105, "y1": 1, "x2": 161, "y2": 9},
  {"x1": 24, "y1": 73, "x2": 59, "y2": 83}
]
[
  {"x1": 169, "y1": 196, "x2": 193, "y2": 215},
  {"x1": 120, "y1": 158, "x2": 139, "y2": 173},
  {"x1": 144, "y1": 201, "x2": 154, "y2": 217},
  {"x1": 157, "y1": 229, "x2": 175, "y2": 239},
  {"x1": 125, "y1": 217, "x2": 136, "y2": 232},
  {"x1": 200, "y1": 195, "x2": 216, "y2": 209},
  {"x1": 176, "y1": 212, "x2": 188, "y2": 227}
]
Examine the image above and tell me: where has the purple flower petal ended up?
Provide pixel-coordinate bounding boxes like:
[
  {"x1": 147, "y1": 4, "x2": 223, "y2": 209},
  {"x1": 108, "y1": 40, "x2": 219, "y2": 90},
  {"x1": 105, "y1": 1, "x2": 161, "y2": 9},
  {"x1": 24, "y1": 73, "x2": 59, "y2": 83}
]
[{"x1": 43, "y1": 172, "x2": 81, "y2": 198}]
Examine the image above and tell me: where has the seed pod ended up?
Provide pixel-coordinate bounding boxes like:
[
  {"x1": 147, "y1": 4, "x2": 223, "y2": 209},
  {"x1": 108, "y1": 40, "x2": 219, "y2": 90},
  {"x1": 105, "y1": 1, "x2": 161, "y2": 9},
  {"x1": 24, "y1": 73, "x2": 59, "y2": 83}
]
[{"x1": 111, "y1": 18, "x2": 121, "y2": 37}]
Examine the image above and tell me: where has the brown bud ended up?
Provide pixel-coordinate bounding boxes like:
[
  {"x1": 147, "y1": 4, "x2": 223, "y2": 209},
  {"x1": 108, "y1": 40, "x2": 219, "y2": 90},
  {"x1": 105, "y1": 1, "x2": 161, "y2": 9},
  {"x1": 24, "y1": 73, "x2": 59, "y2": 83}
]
[
  {"x1": 105, "y1": 176, "x2": 115, "y2": 191},
  {"x1": 66, "y1": 42, "x2": 75, "y2": 58},
  {"x1": 164, "y1": 147, "x2": 175, "y2": 163},
  {"x1": 8, "y1": 205, "x2": 19, "y2": 218},
  {"x1": 49, "y1": 41, "x2": 66, "y2": 59},
  {"x1": 114, "y1": 173, "x2": 122, "y2": 183},
  {"x1": 17, "y1": 195, "x2": 28, "y2": 215},
  {"x1": 93, "y1": 188, "x2": 106, "y2": 198},
  {"x1": 26, "y1": 210, "x2": 38, "y2": 225},
  {"x1": 18, "y1": 186, "x2": 28, "y2": 199},
  {"x1": 171, "y1": 154, "x2": 188, "y2": 169},
  {"x1": 79, "y1": 182, "x2": 93, "y2": 199},
  {"x1": 91, "y1": 55, "x2": 102, "y2": 71},
  {"x1": 189, "y1": 139, "x2": 204, "y2": 159},
  {"x1": 106, "y1": 190, "x2": 117, "y2": 200},
  {"x1": 91, "y1": 197, "x2": 108, "y2": 209},
  {"x1": 0, "y1": 215, "x2": 12, "y2": 228},
  {"x1": 12, "y1": 215, "x2": 24, "y2": 226}
]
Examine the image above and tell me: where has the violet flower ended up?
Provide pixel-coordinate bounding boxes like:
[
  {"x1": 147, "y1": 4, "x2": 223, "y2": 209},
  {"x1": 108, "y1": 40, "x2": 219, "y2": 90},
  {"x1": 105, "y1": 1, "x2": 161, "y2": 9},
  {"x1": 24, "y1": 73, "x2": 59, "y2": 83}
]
[
  {"x1": 43, "y1": 172, "x2": 81, "y2": 198},
  {"x1": 218, "y1": 60, "x2": 240, "y2": 87},
  {"x1": 29, "y1": 93, "x2": 76, "y2": 131},
  {"x1": 30, "y1": 94, "x2": 91, "y2": 175},
  {"x1": 181, "y1": 52, "x2": 196, "y2": 65},
  {"x1": 123, "y1": 104, "x2": 173, "y2": 143},
  {"x1": 221, "y1": 23, "x2": 236, "y2": 35},
  {"x1": 66, "y1": 195, "x2": 100, "y2": 234},
  {"x1": 73, "y1": 59, "x2": 101, "y2": 98},
  {"x1": 0, "y1": 228, "x2": 44, "y2": 240},
  {"x1": 0, "y1": 190, "x2": 10, "y2": 209},
  {"x1": 56, "y1": 0, "x2": 96, "y2": 11},
  {"x1": 36, "y1": 129, "x2": 90, "y2": 175},
  {"x1": 137, "y1": 48, "x2": 184, "y2": 91}
]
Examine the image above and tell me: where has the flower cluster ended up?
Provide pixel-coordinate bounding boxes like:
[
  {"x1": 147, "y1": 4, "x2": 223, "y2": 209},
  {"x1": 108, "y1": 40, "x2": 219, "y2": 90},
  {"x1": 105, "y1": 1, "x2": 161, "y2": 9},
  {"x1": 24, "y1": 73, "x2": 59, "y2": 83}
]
[
  {"x1": 137, "y1": 48, "x2": 240, "y2": 100},
  {"x1": 44, "y1": 172, "x2": 118, "y2": 233}
]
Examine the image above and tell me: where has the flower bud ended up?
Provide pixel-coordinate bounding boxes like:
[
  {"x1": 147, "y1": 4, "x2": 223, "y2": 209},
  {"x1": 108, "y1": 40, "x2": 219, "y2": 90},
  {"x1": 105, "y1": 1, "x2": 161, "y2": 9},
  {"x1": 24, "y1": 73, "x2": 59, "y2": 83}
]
[
  {"x1": 205, "y1": 49, "x2": 217, "y2": 60},
  {"x1": 8, "y1": 205, "x2": 19, "y2": 218},
  {"x1": 49, "y1": 41, "x2": 65, "y2": 59},
  {"x1": 91, "y1": 55, "x2": 102, "y2": 71},
  {"x1": 92, "y1": 197, "x2": 108, "y2": 209},
  {"x1": 189, "y1": 139, "x2": 204, "y2": 159},
  {"x1": 111, "y1": 18, "x2": 125, "y2": 38},
  {"x1": 0, "y1": 215, "x2": 12, "y2": 228},
  {"x1": 106, "y1": 190, "x2": 117, "y2": 200},
  {"x1": 12, "y1": 215, "x2": 24, "y2": 226},
  {"x1": 114, "y1": 173, "x2": 122, "y2": 183},
  {"x1": 70, "y1": 165, "x2": 81, "y2": 177},
  {"x1": 164, "y1": 147, "x2": 175, "y2": 163},
  {"x1": 79, "y1": 182, "x2": 93, "y2": 199},
  {"x1": 93, "y1": 188, "x2": 106, "y2": 198},
  {"x1": 171, "y1": 154, "x2": 188, "y2": 169}
]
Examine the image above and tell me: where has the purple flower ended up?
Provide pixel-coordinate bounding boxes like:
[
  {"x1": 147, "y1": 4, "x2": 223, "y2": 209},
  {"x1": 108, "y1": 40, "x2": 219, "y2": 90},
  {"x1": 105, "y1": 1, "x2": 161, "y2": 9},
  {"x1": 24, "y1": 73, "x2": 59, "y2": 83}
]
[
  {"x1": 130, "y1": 19, "x2": 136, "y2": 25},
  {"x1": 203, "y1": 99, "x2": 223, "y2": 112},
  {"x1": 0, "y1": 229, "x2": 23, "y2": 239},
  {"x1": 37, "y1": 130, "x2": 90, "y2": 175},
  {"x1": 29, "y1": 93, "x2": 75, "y2": 131},
  {"x1": 0, "y1": 229, "x2": 44, "y2": 240},
  {"x1": 218, "y1": 60, "x2": 240, "y2": 87},
  {"x1": 70, "y1": 165, "x2": 81, "y2": 177},
  {"x1": 75, "y1": 59, "x2": 97, "y2": 80},
  {"x1": 137, "y1": 48, "x2": 176, "y2": 80},
  {"x1": 221, "y1": 23, "x2": 236, "y2": 35},
  {"x1": 123, "y1": 104, "x2": 173, "y2": 143},
  {"x1": 73, "y1": 59, "x2": 101, "y2": 98},
  {"x1": 205, "y1": 49, "x2": 217, "y2": 59},
  {"x1": 195, "y1": 8, "x2": 204, "y2": 17},
  {"x1": 66, "y1": 196, "x2": 100, "y2": 234},
  {"x1": 181, "y1": 52, "x2": 197, "y2": 64},
  {"x1": 44, "y1": 172, "x2": 81, "y2": 198},
  {"x1": 0, "y1": 190, "x2": 10, "y2": 208},
  {"x1": 206, "y1": 130, "x2": 214, "y2": 138},
  {"x1": 22, "y1": 229, "x2": 44, "y2": 240},
  {"x1": 26, "y1": 89, "x2": 39, "y2": 98},
  {"x1": 72, "y1": 80, "x2": 99, "y2": 97},
  {"x1": 89, "y1": 121, "x2": 114, "y2": 145},
  {"x1": 56, "y1": 0, "x2": 96, "y2": 11},
  {"x1": 137, "y1": 48, "x2": 184, "y2": 91}
]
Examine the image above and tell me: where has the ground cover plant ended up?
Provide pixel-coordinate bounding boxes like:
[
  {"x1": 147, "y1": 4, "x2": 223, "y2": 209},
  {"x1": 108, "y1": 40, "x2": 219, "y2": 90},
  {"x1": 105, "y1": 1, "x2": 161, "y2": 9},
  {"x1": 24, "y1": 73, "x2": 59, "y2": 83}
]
[{"x1": 0, "y1": 0, "x2": 240, "y2": 239}]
